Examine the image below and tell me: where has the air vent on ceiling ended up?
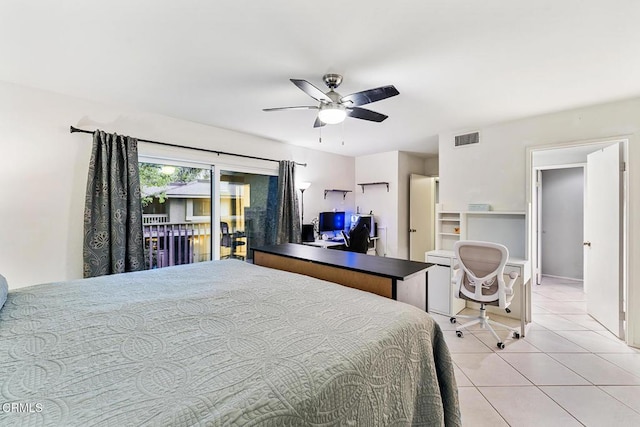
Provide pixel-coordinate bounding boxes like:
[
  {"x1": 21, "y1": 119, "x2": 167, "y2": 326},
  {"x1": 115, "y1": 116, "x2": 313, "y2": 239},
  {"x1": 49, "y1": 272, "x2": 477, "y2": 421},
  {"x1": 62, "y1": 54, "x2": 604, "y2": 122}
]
[{"x1": 454, "y1": 132, "x2": 480, "y2": 147}]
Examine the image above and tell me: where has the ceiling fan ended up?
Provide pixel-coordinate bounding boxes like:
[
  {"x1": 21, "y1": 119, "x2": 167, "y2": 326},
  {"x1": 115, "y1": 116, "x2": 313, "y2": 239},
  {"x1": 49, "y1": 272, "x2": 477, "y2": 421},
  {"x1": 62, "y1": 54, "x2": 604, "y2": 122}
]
[{"x1": 263, "y1": 74, "x2": 399, "y2": 127}]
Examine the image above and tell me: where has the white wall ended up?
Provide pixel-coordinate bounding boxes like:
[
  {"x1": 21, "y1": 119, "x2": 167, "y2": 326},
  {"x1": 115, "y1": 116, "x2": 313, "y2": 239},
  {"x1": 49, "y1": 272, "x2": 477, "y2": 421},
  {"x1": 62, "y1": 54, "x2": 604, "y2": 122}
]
[
  {"x1": 424, "y1": 156, "x2": 439, "y2": 176},
  {"x1": 355, "y1": 151, "x2": 399, "y2": 257},
  {"x1": 438, "y1": 96, "x2": 640, "y2": 348},
  {"x1": 0, "y1": 81, "x2": 354, "y2": 289},
  {"x1": 541, "y1": 168, "x2": 584, "y2": 280},
  {"x1": 354, "y1": 150, "x2": 428, "y2": 259}
]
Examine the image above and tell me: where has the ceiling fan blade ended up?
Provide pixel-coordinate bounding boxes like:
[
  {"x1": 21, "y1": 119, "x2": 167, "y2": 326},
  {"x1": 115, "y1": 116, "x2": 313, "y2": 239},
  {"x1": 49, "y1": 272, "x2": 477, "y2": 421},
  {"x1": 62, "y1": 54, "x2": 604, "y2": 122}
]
[
  {"x1": 346, "y1": 107, "x2": 388, "y2": 122},
  {"x1": 263, "y1": 106, "x2": 318, "y2": 112},
  {"x1": 340, "y1": 85, "x2": 399, "y2": 107},
  {"x1": 290, "y1": 79, "x2": 332, "y2": 103},
  {"x1": 313, "y1": 117, "x2": 326, "y2": 128}
]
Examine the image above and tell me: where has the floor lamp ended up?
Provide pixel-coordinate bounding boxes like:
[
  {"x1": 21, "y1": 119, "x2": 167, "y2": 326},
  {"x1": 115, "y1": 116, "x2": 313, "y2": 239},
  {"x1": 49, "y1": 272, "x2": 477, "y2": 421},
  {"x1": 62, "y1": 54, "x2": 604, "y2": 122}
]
[{"x1": 298, "y1": 182, "x2": 311, "y2": 224}]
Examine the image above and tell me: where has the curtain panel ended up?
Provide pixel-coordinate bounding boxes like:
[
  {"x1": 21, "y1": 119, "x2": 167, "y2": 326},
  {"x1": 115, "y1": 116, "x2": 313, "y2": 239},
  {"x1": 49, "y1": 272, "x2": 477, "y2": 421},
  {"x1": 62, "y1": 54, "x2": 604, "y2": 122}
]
[
  {"x1": 275, "y1": 161, "x2": 301, "y2": 244},
  {"x1": 83, "y1": 130, "x2": 145, "y2": 277}
]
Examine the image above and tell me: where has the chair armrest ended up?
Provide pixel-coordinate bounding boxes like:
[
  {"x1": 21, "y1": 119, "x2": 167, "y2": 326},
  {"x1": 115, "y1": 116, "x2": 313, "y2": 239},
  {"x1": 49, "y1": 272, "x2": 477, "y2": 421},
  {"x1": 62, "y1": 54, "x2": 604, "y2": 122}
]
[
  {"x1": 451, "y1": 264, "x2": 463, "y2": 298},
  {"x1": 340, "y1": 230, "x2": 350, "y2": 247},
  {"x1": 505, "y1": 271, "x2": 519, "y2": 294},
  {"x1": 452, "y1": 264, "x2": 462, "y2": 284}
]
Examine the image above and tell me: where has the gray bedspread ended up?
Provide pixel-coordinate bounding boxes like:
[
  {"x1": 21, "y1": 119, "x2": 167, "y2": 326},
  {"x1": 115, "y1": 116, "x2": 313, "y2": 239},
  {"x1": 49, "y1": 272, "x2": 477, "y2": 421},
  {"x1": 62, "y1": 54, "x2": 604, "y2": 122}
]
[{"x1": 0, "y1": 260, "x2": 460, "y2": 426}]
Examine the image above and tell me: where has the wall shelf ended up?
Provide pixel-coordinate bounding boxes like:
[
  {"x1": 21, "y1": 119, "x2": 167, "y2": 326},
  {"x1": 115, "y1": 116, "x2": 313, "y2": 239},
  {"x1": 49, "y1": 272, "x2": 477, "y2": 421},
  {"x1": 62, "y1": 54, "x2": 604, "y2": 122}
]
[
  {"x1": 357, "y1": 182, "x2": 389, "y2": 193},
  {"x1": 435, "y1": 210, "x2": 461, "y2": 250},
  {"x1": 324, "y1": 189, "x2": 352, "y2": 200}
]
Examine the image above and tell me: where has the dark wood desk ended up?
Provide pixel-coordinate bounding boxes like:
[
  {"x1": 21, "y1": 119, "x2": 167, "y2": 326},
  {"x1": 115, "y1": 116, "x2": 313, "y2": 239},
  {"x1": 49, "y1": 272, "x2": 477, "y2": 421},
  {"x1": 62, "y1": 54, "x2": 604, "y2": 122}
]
[{"x1": 252, "y1": 244, "x2": 432, "y2": 311}]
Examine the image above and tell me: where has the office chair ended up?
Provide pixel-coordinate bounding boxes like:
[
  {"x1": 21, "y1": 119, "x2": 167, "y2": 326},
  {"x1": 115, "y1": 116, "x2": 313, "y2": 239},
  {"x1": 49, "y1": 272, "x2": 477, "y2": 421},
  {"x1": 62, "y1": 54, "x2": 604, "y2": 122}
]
[
  {"x1": 341, "y1": 220, "x2": 370, "y2": 254},
  {"x1": 220, "y1": 222, "x2": 246, "y2": 260},
  {"x1": 449, "y1": 240, "x2": 520, "y2": 349}
]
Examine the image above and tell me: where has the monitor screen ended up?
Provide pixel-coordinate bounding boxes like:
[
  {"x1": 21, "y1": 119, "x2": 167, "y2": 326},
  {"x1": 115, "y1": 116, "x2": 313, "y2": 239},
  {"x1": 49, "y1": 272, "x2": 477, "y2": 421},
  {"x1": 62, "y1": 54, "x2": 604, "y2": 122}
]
[{"x1": 319, "y1": 211, "x2": 345, "y2": 232}]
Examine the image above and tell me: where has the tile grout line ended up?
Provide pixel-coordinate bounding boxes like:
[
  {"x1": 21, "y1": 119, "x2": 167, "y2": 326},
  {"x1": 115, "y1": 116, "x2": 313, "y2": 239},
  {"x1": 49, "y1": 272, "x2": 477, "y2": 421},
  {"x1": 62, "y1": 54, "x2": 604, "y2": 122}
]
[
  {"x1": 535, "y1": 384, "x2": 588, "y2": 426},
  {"x1": 596, "y1": 385, "x2": 640, "y2": 416},
  {"x1": 443, "y1": 276, "x2": 640, "y2": 424}
]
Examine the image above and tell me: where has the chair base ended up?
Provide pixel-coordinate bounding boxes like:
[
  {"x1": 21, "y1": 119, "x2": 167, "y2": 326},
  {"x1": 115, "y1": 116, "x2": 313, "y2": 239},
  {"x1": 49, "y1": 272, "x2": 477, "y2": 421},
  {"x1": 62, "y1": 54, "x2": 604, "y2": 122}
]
[{"x1": 450, "y1": 305, "x2": 520, "y2": 349}]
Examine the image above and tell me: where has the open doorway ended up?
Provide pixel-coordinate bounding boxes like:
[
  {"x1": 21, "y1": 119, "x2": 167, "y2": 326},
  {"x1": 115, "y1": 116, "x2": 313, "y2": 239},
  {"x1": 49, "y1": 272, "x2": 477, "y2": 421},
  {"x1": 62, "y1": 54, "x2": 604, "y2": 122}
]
[
  {"x1": 538, "y1": 166, "x2": 585, "y2": 287},
  {"x1": 529, "y1": 139, "x2": 628, "y2": 340}
]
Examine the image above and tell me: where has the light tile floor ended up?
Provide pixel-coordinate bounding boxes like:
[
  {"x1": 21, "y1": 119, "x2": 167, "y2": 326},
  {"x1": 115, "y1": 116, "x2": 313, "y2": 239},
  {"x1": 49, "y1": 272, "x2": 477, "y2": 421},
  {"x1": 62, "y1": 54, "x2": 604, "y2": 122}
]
[{"x1": 434, "y1": 276, "x2": 640, "y2": 426}]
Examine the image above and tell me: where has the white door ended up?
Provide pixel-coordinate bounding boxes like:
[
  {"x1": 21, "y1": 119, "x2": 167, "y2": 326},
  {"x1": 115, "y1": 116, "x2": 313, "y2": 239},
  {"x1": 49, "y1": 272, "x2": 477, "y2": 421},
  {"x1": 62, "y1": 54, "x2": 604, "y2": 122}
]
[
  {"x1": 585, "y1": 143, "x2": 623, "y2": 338},
  {"x1": 409, "y1": 174, "x2": 436, "y2": 261}
]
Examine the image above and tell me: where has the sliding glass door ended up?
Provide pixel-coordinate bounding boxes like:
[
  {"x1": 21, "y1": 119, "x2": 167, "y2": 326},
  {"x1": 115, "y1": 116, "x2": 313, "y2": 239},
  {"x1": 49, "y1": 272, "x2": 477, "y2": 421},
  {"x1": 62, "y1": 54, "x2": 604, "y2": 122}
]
[
  {"x1": 139, "y1": 162, "x2": 212, "y2": 268},
  {"x1": 219, "y1": 170, "x2": 278, "y2": 261},
  {"x1": 139, "y1": 161, "x2": 277, "y2": 266}
]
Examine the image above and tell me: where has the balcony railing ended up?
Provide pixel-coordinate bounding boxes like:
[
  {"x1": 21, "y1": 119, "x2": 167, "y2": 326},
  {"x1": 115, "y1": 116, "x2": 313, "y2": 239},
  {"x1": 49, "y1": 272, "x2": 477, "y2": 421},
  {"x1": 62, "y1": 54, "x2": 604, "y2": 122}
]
[
  {"x1": 143, "y1": 221, "x2": 211, "y2": 269},
  {"x1": 143, "y1": 214, "x2": 169, "y2": 224}
]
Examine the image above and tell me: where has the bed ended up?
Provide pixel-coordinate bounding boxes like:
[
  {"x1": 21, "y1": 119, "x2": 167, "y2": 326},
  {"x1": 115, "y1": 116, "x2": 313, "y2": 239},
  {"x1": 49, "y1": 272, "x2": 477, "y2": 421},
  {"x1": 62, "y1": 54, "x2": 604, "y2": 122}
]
[{"x1": 0, "y1": 260, "x2": 460, "y2": 426}]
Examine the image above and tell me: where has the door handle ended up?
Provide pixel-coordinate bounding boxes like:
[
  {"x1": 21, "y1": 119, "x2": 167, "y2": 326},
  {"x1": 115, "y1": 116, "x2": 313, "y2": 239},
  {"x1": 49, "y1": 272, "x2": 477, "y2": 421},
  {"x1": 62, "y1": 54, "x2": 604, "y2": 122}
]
[{"x1": 583, "y1": 241, "x2": 591, "y2": 247}]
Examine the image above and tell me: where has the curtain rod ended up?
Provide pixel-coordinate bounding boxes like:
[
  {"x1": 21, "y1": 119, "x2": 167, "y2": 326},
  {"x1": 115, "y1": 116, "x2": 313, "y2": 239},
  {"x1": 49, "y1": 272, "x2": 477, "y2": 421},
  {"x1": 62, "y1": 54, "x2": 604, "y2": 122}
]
[{"x1": 69, "y1": 126, "x2": 307, "y2": 167}]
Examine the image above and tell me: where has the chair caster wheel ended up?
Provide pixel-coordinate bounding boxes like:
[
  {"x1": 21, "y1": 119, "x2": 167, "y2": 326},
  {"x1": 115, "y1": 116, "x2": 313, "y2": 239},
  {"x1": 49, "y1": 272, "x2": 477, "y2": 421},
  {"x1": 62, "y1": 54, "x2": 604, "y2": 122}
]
[
  {"x1": 497, "y1": 342, "x2": 505, "y2": 349},
  {"x1": 505, "y1": 308, "x2": 511, "y2": 313},
  {"x1": 513, "y1": 332, "x2": 521, "y2": 339},
  {"x1": 456, "y1": 331, "x2": 463, "y2": 338},
  {"x1": 450, "y1": 317, "x2": 457, "y2": 324}
]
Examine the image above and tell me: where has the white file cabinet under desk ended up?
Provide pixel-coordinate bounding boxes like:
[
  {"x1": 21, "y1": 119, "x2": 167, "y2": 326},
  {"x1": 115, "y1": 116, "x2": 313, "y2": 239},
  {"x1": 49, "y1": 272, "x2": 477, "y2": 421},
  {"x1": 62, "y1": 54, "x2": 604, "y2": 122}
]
[{"x1": 426, "y1": 250, "x2": 466, "y2": 316}]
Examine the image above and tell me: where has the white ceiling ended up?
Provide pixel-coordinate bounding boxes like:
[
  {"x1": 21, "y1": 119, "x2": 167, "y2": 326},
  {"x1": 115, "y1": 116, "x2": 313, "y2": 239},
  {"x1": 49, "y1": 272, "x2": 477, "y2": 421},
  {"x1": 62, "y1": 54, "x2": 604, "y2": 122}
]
[{"x1": 2, "y1": 1, "x2": 640, "y2": 157}]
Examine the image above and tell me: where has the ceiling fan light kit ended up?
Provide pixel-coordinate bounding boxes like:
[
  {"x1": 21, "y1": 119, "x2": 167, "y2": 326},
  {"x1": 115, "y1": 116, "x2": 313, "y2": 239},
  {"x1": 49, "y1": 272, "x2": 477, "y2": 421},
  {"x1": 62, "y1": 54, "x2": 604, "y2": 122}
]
[
  {"x1": 318, "y1": 103, "x2": 347, "y2": 124},
  {"x1": 263, "y1": 74, "x2": 399, "y2": 128}
]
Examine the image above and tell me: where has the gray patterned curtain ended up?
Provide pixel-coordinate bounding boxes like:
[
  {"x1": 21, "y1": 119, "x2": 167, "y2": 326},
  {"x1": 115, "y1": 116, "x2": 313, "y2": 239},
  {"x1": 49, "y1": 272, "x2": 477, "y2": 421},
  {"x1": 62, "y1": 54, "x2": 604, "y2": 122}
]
[
  {"x1": 276, "y1": 160, "x2": 301, "y2": 244},
  {"x1": 83, "y1": 130, "x2": 145, "y2": 277}
]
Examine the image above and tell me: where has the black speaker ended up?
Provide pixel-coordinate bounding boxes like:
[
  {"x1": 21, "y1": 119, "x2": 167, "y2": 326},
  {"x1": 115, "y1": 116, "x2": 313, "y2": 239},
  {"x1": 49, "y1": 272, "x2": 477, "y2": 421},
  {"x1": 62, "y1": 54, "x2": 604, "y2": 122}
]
[{"x1": 301, "y1": 224, "x2": 315, "y2": 242}]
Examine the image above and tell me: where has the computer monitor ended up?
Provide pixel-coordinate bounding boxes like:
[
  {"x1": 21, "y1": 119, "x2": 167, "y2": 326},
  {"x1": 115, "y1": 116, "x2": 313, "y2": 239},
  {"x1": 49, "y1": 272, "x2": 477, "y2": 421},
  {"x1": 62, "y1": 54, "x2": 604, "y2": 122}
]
[{"x1": 319, "y1": 211, "x2": 345, "y2": 232}]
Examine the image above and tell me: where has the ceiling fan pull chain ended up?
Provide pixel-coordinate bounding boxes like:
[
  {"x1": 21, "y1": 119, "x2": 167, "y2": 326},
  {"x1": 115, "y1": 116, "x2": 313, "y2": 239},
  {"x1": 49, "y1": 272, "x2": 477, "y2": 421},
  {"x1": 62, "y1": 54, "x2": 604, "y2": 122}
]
[
  {"x1": 341, "y1": 120, "x2": 345, "y2": 146},
  {"x1": 319, "y1": 126, "x2": 322, "y2": 144}
]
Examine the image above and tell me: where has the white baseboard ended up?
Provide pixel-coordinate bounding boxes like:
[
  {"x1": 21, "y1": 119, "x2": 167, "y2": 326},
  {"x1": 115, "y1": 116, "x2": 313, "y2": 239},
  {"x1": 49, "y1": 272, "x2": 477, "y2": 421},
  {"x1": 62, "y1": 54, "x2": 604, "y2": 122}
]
[{"x1": 541, "y1": 274, "x2": 583, "y2": 283}]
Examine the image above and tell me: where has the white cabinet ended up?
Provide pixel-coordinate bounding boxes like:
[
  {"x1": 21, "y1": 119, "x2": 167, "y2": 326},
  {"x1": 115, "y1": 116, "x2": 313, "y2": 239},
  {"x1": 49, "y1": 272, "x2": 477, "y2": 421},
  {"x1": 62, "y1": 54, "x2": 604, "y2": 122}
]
[{"x1": 426, "y1": 251, "x2": 466, "y2": 315}]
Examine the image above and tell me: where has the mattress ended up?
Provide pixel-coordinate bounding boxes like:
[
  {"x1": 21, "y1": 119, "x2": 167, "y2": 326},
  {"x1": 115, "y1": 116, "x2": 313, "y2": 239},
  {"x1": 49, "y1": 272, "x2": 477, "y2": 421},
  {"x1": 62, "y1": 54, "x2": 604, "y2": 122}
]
[{"x1": 0, "y1": 260, "x2": 460, "y2": 426}]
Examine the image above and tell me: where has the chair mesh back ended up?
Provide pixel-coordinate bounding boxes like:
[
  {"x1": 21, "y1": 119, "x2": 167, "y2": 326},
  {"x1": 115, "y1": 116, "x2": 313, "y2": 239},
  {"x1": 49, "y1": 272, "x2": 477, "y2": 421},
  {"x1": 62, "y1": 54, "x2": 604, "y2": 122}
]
[
  {"x1": 459, "y1": 245, "x2": 503, "y2": 298},
  {"x1": 346, "y1": 221, "x2": 370, "y2": 254},
  {"x1": 220, "y1": 222, "x2": 231, "y2": 247}
]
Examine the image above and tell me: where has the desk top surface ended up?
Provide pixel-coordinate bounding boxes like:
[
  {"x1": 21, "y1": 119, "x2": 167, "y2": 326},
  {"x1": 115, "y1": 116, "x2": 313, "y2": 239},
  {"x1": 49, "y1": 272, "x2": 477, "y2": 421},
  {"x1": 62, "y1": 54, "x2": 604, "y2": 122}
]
[
  {"x1": 253, "y1": 243, "x2": 431, "y2": 280},
  {"x1": 303, "y1": 239, "x2": 344, "y2": 247}
]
